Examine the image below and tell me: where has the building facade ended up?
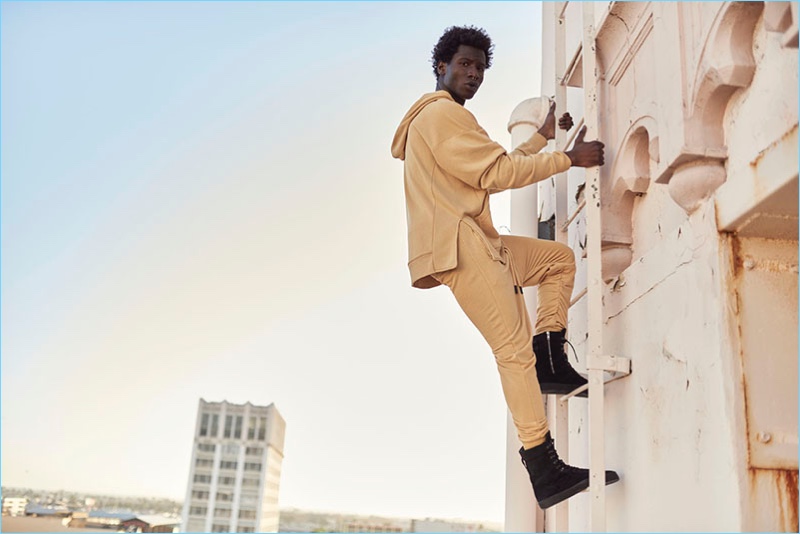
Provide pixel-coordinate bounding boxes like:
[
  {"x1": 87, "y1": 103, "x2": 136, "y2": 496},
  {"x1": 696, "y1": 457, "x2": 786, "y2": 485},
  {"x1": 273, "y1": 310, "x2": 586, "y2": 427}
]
[
  {"x1": 2, "y1": 497, "x2": 29, "y2": 517},
  {"x1": 504, "y1": 1, "x2": 798, "y2": 531},
  {"x1": 181, "y1": 399, "x2": 286, "y2": 533}
]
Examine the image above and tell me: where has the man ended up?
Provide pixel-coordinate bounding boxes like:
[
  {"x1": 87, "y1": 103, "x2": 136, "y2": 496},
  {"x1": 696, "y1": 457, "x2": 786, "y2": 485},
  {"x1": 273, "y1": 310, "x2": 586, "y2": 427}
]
[{"x1": 391, "y1": 25, "x2": 619, "y2": 509}]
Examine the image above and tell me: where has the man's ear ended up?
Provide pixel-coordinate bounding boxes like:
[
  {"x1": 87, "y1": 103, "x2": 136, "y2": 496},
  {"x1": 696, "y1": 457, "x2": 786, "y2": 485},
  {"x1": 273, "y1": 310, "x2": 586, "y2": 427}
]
[{"x1": 437, "y1": 61, "x2": 447, "y2": 77}]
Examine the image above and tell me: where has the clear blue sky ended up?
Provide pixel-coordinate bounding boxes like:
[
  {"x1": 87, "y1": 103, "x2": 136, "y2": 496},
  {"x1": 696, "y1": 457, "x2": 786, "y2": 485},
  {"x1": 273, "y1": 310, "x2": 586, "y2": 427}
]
[{"x1": 2, "y1": 1, "x2": 543, "y2": 524}]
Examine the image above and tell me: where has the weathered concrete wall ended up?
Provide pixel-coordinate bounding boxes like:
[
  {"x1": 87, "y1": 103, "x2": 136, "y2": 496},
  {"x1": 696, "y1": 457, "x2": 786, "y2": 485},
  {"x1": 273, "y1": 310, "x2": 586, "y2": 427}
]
[
  {"x1": 566, "y1": 201, "x2": 745, "y2": 531},
  {"x1": 510, "y1": 2, "x2": 798, "y2": 531}
]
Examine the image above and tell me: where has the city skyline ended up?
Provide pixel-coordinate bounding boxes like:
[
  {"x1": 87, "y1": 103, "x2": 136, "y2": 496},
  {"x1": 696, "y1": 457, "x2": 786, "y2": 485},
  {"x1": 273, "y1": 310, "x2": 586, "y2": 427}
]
[
  {"x1": 2, "y1": 487, "x2": 502, "y2": 531},
  {"x1": 2, "y1": 1, "x2": 544, "y2": 523}
]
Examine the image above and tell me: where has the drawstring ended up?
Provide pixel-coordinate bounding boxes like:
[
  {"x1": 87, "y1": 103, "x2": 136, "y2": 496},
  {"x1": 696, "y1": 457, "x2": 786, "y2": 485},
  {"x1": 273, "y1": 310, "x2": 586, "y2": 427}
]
[{"x1": 504, "y1": 245, "x2": 524, "y2": 295}]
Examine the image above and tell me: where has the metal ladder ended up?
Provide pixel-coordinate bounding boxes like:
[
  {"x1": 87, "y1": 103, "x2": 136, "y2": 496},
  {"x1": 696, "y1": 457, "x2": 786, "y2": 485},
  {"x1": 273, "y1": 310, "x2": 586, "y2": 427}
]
[{"x1": 547, "y1": 2, "x2": 632, "y2": 532}]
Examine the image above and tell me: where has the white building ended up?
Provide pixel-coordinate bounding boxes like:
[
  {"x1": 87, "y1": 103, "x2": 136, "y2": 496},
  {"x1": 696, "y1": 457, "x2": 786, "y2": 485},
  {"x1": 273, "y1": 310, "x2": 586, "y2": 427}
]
[
  {"x1": 180, "y1": 399, "x2": 286, "y2": 533},
  {"x1": 2, "y1": 497, "x2": 28, "y2": 517},
  {"x1": 504, "y1": 2, "x2": 797, "y2": 532}
]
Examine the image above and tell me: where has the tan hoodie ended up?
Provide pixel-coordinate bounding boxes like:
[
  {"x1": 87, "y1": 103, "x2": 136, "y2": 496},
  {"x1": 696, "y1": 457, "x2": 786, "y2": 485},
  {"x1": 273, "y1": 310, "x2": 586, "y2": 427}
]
[{"x1": 391, "y1": 90, "x2": 571, "y2": 289}]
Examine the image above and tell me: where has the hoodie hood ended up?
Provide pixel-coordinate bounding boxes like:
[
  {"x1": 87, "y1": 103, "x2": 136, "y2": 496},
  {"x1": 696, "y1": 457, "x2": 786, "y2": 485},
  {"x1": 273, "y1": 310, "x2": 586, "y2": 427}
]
[{"x1": 391, "y1": 90, "x2": 453, "y2": 160}]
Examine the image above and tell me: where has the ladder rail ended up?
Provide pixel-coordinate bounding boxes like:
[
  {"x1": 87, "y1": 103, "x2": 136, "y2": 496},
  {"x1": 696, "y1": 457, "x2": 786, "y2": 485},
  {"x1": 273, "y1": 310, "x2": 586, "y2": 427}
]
[
  {"x1": 551, "y1": 2, "x2": 571, "y2": 532},
  {"x1": 582, "y1": 2, "x2": 607, "y2": 531},
  {"x1": 554, "y1": 4, "x2": 569, "y2": 246},
  {"x1": 550, "y1": 4, "x2": 633, "y2": 532}
]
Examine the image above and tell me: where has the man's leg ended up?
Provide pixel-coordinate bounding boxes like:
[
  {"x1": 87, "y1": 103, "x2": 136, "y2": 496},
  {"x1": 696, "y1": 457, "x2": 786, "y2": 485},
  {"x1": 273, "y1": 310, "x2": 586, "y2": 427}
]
[
  {"x1": 501, "y1": 235, "x2": 587, "y2": 396},
  {"x1": 496, "y1": 234, "x2": 618, "y2": 507},
  {"x1": 434, "y1": 222, "x2": 548, "y2": 449},
  {"x1": 500, "y1": 235, "x2": 575, "y2": 335},
  {"x1": 435, "y1": 225, "x2": 618, "y2": 509}
]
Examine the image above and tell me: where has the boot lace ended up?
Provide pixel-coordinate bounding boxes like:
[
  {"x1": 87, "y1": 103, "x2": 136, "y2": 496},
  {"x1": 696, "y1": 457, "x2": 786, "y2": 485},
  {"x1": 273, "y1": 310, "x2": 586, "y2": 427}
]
[
  {"x1": 520, "y1": 440, "x2": 581, "y2": 475},
  {"x1": 565, "y1": 338, "x2": 579, "y2": 363},
  {"x1": 548, "y1": 436, "x2": 588, "y2": 476},
  {"x1": 546, "y1": 441, "x2": 570, "y2": 473}
]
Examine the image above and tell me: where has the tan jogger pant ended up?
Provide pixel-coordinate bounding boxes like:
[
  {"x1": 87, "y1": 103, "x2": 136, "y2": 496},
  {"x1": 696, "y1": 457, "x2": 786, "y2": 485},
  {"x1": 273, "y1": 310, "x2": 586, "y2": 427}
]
[{"x1": 433, "y1": 220, "x2": 576, "y2": 449}]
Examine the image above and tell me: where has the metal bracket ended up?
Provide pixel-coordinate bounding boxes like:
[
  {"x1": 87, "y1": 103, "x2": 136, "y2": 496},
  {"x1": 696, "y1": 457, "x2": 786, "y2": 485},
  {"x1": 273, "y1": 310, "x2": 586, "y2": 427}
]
[
  {"x1": 558, "y1": 355, "x2": 632, "y2": 401},
  {"x1": 588, "y1": 354, "x2": 632, "y2": 374}
]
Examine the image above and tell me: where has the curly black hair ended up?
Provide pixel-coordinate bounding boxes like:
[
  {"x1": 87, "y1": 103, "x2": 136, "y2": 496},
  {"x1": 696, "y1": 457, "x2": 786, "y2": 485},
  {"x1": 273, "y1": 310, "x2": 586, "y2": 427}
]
[{"x1": 431, "y1": 25, "x2": 494, "y2": 79}]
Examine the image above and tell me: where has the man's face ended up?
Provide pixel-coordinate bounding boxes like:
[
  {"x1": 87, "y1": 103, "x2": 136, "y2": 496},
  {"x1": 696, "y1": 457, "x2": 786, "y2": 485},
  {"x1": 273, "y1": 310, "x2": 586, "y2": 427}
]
[{"x1": 437, "y1": 44, "x2": 486, "y2": 105}]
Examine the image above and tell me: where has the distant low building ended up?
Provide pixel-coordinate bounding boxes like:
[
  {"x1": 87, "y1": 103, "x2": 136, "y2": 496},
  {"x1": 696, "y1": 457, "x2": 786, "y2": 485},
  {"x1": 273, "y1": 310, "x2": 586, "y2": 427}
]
[
  {"x1": 66, "y1": 511, "x2": 88, "y2": 528},
  {"x1": 63, "y1": 511, "x2": 180, "y2": 532},
  {"x1": 120, "y1": 514, "x2": 181, "y2": 533},
  {"x1": 82, "y1": 511, "x2": 137, "y2": 529},
  {"x1": 411, "y1": 518, "x2": 493, "y2": 532},
  {"x1": 2, "y1": 497, "x2": 28, "y2": 517},
  {"x1": 337, "y1": 520, "x2": 405, "y2": 533},
  {"x1": 25, "y1": 504, "x2": 71, "y2": 518}
]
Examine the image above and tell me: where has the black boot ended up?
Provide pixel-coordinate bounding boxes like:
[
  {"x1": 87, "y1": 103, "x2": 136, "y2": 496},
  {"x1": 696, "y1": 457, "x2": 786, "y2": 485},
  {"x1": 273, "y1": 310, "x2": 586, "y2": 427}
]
[
  {"x1": 519, "y1": 432, "x2": 620, "y2": 509},
  {"x1": 533, "y1": 329, "x2": 588, "y2": 397}
]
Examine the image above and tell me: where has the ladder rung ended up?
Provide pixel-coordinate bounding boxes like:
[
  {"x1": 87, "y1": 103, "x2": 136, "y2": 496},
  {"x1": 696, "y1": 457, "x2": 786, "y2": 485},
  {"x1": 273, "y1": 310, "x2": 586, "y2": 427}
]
[
  {"x1": 561, "y1": 198, "x2": 587, "y2": 231},
  {"x1": 558, "y1": 1, "x2": 570, "y2": 19},
  {"x1": 560, "y1": 42, "x2": 583, "y2": 88},
  {"x1": 570, "y1": 287, "x2": 588, "y2": 308},
  {"x1": 557, "y1": 368, "x2": 631, "y2": 402}
]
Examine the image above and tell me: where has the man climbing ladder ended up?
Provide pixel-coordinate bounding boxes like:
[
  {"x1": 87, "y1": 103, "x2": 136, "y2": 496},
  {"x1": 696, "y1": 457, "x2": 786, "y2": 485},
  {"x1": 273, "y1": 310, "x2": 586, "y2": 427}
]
[{"x1": 391, "y1": 25, "x2": 619, "y2": 510}]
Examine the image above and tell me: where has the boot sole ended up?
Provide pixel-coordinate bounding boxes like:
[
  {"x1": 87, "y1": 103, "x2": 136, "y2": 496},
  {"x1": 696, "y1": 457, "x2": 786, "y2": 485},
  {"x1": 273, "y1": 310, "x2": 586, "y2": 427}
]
[
  {"x1": 538, "y1": 472, "x2": 620, "y2": 509},
  {"x1": 540, "y1": 382, "x2": 589, "y2": 398}
]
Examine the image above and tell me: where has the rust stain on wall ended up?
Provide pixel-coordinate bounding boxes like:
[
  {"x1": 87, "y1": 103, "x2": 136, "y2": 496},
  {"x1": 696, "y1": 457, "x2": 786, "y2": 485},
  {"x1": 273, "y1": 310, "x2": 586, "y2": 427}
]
[
  {"x1": 729, "y1": 233, "x2": 744, "y2": 278},
  {"x1": 750, "y1": 124, "x2": 799, "y2": 168},
  {"x1": 748, "y1": 468, "x2": 799, "y2": 532},
  {"x1": 774, "y1": 469, "x2": 798, "y2": 532},
  {"x1": 726, "y1": 233, "x2": 752, "y2": 464},
  {"x1": 779, "y1": 470, "x2": 800, "y2": 532},
  {"x1": 741, "y1": 374, "x2": 752, "y2": 464}
]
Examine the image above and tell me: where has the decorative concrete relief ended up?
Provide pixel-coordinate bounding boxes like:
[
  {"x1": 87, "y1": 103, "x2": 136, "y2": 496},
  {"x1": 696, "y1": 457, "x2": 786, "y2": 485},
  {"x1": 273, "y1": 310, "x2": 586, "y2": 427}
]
[
  {"x1": 592, "y1": 3, "x2": 659, "y2": 280},
  {"x1": 610, "y1": 118, "x2": 659, "y2": 199},
  {"x1": 686, "y1": 2, "x2": 764, "y2": 151},
  {"x1": 764, "y1": 1, "x2": 799, "y2": 48},
  {"x1": 600, "y1": 244, "x2": 633, "y2": 283},
  {"x1": 654, "y1": 2, "x2": 765, "y2": 215},
  {"x1": 668, "y1": 159, "x2": 727, "y2": 214},
  {"x1": 602, "y1": 116, "x2": 661, "y2": 279}
]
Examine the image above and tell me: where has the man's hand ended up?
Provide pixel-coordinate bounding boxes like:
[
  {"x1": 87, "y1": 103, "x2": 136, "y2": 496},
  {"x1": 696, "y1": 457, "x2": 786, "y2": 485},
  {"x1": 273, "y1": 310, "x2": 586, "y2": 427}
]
[
  {"x1": 537, "y1": 100, "x2": 557, "y2": 140},
  {"x1": 559, "y1": 112, "x2": 573, "y2": 131},
  {"x1": 564, "y1": 126, "x2": 605, "y2": 167},
  {"x1": 538, "y1": 100, "x2": 574, "y2": 140}
]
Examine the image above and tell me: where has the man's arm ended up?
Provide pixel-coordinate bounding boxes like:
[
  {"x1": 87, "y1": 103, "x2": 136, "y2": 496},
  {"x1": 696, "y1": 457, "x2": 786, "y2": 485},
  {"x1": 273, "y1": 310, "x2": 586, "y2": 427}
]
[
  {"x1": 502, "y1": 108, "x2": 603, "y2": 174},
  {"x1": 534, "y1": 102, "x2": 602, "y2": 166},
  {"x1": 508, "y1": 100, "x2": 574, "y2": 159},
  {"x1": 420, "y1": 99, "x2": 603, "y2": 192},
  {"x1": 435, "y1": 128, "x2": 572, "y2": 192}
]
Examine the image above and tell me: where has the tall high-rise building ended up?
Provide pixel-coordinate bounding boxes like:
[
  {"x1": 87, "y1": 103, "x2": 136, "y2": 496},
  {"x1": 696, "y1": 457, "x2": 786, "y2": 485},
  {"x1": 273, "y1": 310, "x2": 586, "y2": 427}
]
[{"x1": 181, "y1": 399, "x2": 286, "y2": 533}]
